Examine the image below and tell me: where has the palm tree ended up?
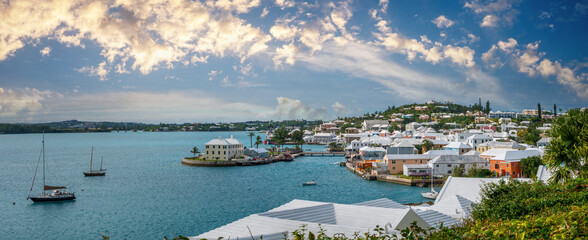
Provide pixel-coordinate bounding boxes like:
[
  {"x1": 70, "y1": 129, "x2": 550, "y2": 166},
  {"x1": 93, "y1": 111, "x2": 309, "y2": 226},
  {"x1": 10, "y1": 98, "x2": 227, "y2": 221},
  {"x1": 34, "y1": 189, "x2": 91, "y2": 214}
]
[
  {"x1": 422, "y1": 139, "x2": 435, "y2": 152},
  {"x1": 255, "y1": 135, "x2": 263, "y2": 148},
  {"x1": 544, "y1": 109, "x2": 588, "y2": 184},
  {"x1": 190, "y1": 146, "x2": 199, "y2": 157},
  {"x1": 248, "y1": 132, "x2": 255, "y2": 148}
]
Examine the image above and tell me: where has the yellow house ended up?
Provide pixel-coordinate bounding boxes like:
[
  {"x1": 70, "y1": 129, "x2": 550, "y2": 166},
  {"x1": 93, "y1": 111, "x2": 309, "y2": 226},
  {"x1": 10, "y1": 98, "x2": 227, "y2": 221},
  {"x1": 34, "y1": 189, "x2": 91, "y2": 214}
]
[
  {"x1": 204, "y1": 136, "x2": 244, "y2": 161},
  {"x1": 475, "y1": 141, "x2": 525, "y2": 153}
]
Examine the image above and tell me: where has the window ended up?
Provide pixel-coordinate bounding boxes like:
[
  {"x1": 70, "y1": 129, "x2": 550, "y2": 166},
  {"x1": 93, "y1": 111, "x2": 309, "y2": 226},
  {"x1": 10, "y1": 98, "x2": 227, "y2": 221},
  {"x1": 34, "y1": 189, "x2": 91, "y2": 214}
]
[
  {"x1": 391, "y1": 160, "x2": 396, "y2": 164},
  {"x1": 460, "y1": 164, "x2": 465, "y2": 168},
  {"x1": 495, "y1": 164, "x2": 499, "y2": 169},
  {"x1": 392, "y1": 167, "x2": 395, "y2": 170},
  {"x1": 447, "y1": 164, "x2": 452, "y2": 167},
  {"x1": 506, "y1": 163, "x2": 509, "y2": 167},
  {"x1": 420, "y1": 160, "x2": 422, "y2": 163},
  {"x1": 403, "y1": 160, "x2": 406, "y2": 163},
  {"x1": 436, "y1": 164, "x2": 439, "y2": 167},
  {"x1": 448, "y1": 170, "x2": 452, "y2": 174}
]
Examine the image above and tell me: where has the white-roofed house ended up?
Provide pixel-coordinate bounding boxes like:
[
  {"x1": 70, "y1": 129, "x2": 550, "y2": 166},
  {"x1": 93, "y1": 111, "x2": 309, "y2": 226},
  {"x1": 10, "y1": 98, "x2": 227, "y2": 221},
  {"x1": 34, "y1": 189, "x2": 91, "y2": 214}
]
[
  {"x1": 428, "y1": 155, "x2": 490, "y2": 176},
  {"x1": 313, "y1": 133, "x2": 336, "y2": 144},
  {"x1": 480, "y1": 149, "x2": 542, "y2": 178},
  {"x1": 193, "y1": 198, "x2": 456, "y2": 240},
  {"x1": 443, "y1": 142, "x2": 472, "y2": 155},
  {"x1": 359, "y1": 146, "x2": 386, "y2": 160},
  {"x1": 204, "y1": 136, "x2": 244, "y2": 161},
  {"x1": 466, "y1": 134, "x2": 492, "y2": 148},
  {"x1": 384, "y1": 154, "x2": 432, "y2": 174}
]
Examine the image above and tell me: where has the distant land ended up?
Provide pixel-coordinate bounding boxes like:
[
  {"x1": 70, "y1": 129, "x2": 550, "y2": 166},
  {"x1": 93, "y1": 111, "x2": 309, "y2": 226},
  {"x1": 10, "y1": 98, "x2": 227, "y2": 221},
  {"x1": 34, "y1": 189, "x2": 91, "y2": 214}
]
[{"x1": 0, "y1": 100, "x2": 565, "y2": 134}]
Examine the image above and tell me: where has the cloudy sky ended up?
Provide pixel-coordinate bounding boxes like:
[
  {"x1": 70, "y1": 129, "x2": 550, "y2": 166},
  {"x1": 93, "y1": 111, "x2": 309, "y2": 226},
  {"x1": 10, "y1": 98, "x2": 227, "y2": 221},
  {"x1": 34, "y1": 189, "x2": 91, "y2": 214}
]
[{"x1": 0, "y1": 0, "x2": 586, "y2": 123}]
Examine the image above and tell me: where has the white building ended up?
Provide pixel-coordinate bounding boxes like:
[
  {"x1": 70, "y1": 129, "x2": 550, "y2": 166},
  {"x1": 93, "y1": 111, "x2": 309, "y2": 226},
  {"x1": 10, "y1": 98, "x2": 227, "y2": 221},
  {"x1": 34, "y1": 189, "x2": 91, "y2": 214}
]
[
  {"x1": 443, "y1": 142, "x2": 473, "y2": 155},
  {"x1": 466, "y1": 134, "x2": 493, "y2": 148},
  {"x1": 204, "y1": 136, "x2": 244, "y2": 161},
  {"x1": 428, "y1": 155, "x2": 490, "y2": 176},
  {"x1": 362, "y1": 120, "x2": 389, "y2": 131},
  {"x1": 487, "y1": 111, "x2": 517, "y2": 119},
  {"x1": 313, "y1": 133, "x2": 336, "y2": 144}
]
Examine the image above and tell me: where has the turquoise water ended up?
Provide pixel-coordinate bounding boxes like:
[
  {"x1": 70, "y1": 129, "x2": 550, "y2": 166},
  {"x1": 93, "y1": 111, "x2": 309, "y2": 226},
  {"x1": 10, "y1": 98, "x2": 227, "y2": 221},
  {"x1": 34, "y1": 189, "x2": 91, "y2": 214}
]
[{"x1": 0, "y1": 132, "x2": 429, "y2": 239}]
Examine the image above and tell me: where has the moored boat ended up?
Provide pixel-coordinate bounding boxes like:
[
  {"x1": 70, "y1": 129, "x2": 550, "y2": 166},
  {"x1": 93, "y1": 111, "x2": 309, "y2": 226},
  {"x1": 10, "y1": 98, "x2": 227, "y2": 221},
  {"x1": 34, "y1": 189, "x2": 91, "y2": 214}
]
[
  {"x1": 27, "y1": 134, "x2": 76, "y2": 202},
  {"x1": 83, "y1": 147, "x2": 106, "y2": 176},
  {"x1": 302, "y1": 180, "x2": 317, "y2": 186}
]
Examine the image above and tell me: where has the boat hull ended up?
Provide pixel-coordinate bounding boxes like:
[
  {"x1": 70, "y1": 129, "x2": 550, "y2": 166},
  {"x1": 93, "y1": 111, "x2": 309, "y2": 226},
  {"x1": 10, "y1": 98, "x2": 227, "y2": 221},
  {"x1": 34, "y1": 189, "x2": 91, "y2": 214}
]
[
  {"x1": 421, "y1": 192, "x2": 438, "y2": 199},
  {"x1": 30, "y1": 195, "x2": 76, "y2": 202},
  {"x1": 83, "y1": 171, "x2": 106, "y2": 176}
]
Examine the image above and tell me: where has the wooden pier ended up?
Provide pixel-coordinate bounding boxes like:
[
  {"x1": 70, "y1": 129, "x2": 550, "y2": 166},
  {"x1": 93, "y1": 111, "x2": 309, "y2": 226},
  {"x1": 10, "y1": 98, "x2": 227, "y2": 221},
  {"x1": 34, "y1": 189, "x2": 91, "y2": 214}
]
[{"x1": 295, "y1": 152, "x2": 346, "y2": 157}]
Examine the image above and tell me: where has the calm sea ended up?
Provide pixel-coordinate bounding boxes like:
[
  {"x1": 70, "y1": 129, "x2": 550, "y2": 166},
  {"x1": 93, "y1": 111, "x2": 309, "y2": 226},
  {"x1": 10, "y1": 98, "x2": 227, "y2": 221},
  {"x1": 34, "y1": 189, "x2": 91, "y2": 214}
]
[{"x1": 0, "y1": 132, "x2": 430, "y2": 239}]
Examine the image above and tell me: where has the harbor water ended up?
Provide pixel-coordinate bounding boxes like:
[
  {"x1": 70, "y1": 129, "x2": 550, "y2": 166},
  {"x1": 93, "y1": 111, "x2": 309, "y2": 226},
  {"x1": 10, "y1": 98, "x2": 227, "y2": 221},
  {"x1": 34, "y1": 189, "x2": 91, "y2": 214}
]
[{"x1": 0, "y1": 132, "x2": 431, "y2": 239}]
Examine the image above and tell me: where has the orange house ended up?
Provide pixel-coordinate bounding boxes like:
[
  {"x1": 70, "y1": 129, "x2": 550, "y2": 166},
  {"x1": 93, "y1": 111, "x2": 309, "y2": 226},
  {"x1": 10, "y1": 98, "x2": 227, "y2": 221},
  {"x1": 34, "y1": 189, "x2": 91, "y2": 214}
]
[
  {"x1": 480, "y1": 148, "x2": 542, "y2": 178},
  {"x1": 356, "y1": 160, "x2": 379, "y2": 173}
]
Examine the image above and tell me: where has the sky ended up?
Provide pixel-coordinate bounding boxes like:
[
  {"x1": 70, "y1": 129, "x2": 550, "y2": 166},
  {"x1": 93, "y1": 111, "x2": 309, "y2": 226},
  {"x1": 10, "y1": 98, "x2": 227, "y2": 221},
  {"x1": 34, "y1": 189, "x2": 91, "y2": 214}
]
[{"x1": 0, "y1": 0, "x2": 587, "y2": 123}]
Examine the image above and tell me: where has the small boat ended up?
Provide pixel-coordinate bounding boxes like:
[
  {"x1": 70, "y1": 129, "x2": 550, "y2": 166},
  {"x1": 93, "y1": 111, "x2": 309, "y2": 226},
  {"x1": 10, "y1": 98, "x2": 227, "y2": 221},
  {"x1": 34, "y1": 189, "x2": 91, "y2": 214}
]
[
  {"x1": 421, "y1": 189, "x2": 439, "y2": 199},
  {"x1": 27, "y1": 134, "x2": 75, "y2": 202},
  {"x1": 83, "y1": 147, "x2": 106, "y2": 176},
  {"x1": 421, "y1": 165, "x2": 438, "y2": 199},
  {"x1": 302, "y1": 180, "x2": 317, "y2": 186}
]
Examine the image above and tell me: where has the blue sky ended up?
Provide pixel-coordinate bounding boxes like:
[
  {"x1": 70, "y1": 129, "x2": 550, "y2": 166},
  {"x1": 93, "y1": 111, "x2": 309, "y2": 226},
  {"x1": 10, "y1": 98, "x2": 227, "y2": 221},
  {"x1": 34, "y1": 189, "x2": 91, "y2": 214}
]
[{"x1": 0, "y1": 0, "x2": 586, "y2": 123}]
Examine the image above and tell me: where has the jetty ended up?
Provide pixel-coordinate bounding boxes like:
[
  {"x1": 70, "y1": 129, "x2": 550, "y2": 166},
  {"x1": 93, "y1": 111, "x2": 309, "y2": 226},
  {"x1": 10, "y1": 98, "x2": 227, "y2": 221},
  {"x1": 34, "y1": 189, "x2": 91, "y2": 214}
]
[{"x1": 293, "y1": 151, "x2": 345, "y2": 157}]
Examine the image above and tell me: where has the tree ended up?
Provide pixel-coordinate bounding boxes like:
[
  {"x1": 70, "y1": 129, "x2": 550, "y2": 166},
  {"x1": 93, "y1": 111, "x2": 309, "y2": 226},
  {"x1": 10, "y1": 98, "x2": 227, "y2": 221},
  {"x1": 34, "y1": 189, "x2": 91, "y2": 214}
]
[
  {"x1": 485, "y1": 101, "x2": 491, "y2": 114},
  {"x1": 271, "y1": 127, "x2": 288, "y2": 150},
  {"x1": 421, "y1": 139, "x2": 435, "y2": 152},
  {"x1": 255, "y1": 135, "x2": 262, "y2": 149},
  {"x1": 544, "y1": 109, "x2": 588, "y2": 184},
  {"x1": 248, "y1": 132, "x2": 255, "y2": 148},
  {"x1": 538, "y1": 103, "x2": 542, "y2": 121},
  {"x1": 554, "y1": 104, "x2": 557, "y2": 117},
  {"x1": 452, "y1": 166, "x2": 465, "y2": 177},
  {"x1": 291, "y1": 130, "x2": 304, "y2": 150},
  {"x1": 190, "y1": 146, "x2": 199, "y2": 157},
  {"x1": 520, "y1": 155, "x2": 543, "y2": 178}
]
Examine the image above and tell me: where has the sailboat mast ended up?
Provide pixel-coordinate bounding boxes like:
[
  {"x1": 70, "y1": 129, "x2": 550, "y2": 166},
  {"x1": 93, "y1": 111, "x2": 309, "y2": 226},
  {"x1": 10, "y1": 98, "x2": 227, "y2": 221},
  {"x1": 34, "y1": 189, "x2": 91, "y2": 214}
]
[
  {"x1": 100, "y1": 156, "x2": 103, "y2": 171},
  {"x1": 90, "y1": 147, "x2": 94, "y2": 171},
  {"x1": 42, "y1": 134, "x2": 46, "y2": 195}
]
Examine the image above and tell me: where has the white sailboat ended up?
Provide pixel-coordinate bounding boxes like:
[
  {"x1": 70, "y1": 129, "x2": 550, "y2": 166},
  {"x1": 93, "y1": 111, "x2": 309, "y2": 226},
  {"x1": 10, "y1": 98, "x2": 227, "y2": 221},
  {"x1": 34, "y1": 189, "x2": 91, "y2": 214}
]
[
  {"x1": 27, "y1": 134, "x2": 76, "y2": 202},
  {"x1": 421, "y1": 165, "x2": 438, "y2": 199}
]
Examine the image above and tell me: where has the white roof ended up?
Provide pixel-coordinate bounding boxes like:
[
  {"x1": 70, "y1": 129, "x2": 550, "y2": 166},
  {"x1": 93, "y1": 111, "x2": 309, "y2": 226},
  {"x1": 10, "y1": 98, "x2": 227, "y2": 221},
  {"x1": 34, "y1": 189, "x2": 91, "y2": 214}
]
[
  {"x1": 431, "y1": 177, "x2": 530, "y2": 219},
  {"x1": 206, "y1": 136, "x2": 242, "y2": 145},
  {"x1": 444, "y1": 142, "x2": 472, "y2": 149},
  {"x1": 423, "y1": 150, "x2": 459, "y2": 158},
  {"x1": 480, "y1": 149, "x2": 541, "y2": 162},
  {"x1": 467, "y1": 134, "x2": 492, "y2": 140},
  {"x1": 385, "y1": 154, "x2": 431, "y2": 160},
  {"x1": 536, "y1": 165, "x2": 553, "y2": 183},
  {"x1": 314, "y1": 133, "x2": 336, "y2": 137},
  {"x1": 194, "y1": 199, "x2": 431, "y2": 240}
]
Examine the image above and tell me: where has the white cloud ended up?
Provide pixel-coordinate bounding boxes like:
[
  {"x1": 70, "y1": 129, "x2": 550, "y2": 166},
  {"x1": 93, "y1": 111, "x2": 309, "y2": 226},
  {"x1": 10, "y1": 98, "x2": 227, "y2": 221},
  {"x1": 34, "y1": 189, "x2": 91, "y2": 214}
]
[
  {"x1": 40, "y1": 47, "x2": 51, "y2": 57},
  {"x1": 260, "y1": 7, "x2": 269, "y2": 17},
  {"x1": 275, "y1": 0, "x2": 295, "y2": 9},
  {"x1": 0, "y1": 0, "x2": 271, "y2": 75},
  {"x1": 273, "y1": 43, "x2": 298, "y2": 66},
  {"x1": 443, "y1": 45, "x2": 476, "y2": 68},
  {"x1": 274, "y1": 97, "x2": 327, "y2": 120},
  {"x1": 432, "y1": 15, "x2": 455, "y2": 28},
  {"x1": 464, "y1": 0, "x2": 514, "y2": 14},
  {"x1": 378, "y1": 0, "x2": 389, "y2": 13},
  {"x1": 332, "y1": 102, "x2": 350, "y2": 116},
  {"x1": 270, "y1": 24, "x2": 298, "y2": 41},
  {"x1": 0, "y1": 88, "x2": 54, "y2": 117},
  {"x1": 467, "y1": 33, "x2": 480, "y2": 44},
  {"x1": 481, "y1": 38, "x2": 517, "y2": 69},
  {"x1": 514, "y1": 42, "x2": 541, "y2": 76},
  {"x1": 302, "y1": 41, "x2": 497, "y2": 102},
  {"x1": 77, "y1": 61, "x2": 110, "y2": 81},
  {"x1": 481, "y1": 14, "x2": 499, "y2": 27}
]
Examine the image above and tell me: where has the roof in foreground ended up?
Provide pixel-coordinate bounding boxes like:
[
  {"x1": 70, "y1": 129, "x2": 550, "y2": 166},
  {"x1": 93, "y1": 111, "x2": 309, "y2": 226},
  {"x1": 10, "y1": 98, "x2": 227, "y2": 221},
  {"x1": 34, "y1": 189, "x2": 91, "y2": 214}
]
[{"x1": 193, "y1": 198, "x2": 459, "y2": 240}]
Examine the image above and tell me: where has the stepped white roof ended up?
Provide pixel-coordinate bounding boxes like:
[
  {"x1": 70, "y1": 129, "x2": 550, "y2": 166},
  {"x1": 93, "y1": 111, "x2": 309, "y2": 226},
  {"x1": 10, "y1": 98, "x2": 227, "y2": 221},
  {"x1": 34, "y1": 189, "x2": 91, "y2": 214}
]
[
  {"x1": 444, "y1": 142, "x2": 472, "y2": 149},
  {"x1": 194, "y1": 199, "x2": 433, "y2": 240}
]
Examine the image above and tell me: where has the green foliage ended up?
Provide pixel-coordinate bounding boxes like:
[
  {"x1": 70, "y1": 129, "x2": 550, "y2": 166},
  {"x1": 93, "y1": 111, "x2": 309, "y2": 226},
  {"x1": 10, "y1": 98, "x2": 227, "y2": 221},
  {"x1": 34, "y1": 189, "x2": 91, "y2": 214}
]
[
  {"x1": 452, "y1": 166, "x2": 465, "y2": 177},
  {"x1": 520, "y1": 155, "x2": 542, "y2": 178},
  {"x1": 517, "y1": 128, "x2": 541, "y2": 145},
  {"x1": 544, "y1": 108, "x2": 588, "y2": 184},
  {"x1": 190, "y1": 146, "x2": 200, "y2": 156},
  {"x1": 255, "y1": 135, "x2": 263, "y2": 148},
  {"x1": 465, "y1": 165, "x2": 492, "y2": 178},
  {"x1": 272, "y1": 127, "x2": 289, "y2": 149}
]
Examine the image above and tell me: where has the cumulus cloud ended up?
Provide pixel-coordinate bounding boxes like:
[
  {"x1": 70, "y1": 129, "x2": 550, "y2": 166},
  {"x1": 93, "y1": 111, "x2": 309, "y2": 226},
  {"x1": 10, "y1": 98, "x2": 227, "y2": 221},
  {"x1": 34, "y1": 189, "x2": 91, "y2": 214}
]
[
  {"x1": 468, "y1": 33, "x2": 480, "y2": 44},
  {"x1": 275, "y1": 0, "x2": 295, "y2": 9},
  {"x1": 465, "y1": 0, "x2": 520, "y2": 27},
  {"x1": 274, "y1": 97, "x2": 327, "y2": 120},
  {"x1": 0, "y1": 88, "x2": 53, "y2": 117},
  {"x1": 443, "y1": 45, "x2": 476, "y2": 68},
  {"x1": 481, "y1": 14, "x2": 499, "y2": 27},
  {"x1": 432, "y1": 15, "x2": 455, "y2": 28},
  {"x1": 514, "y1": 42, "x2": 542, "y2": 76},
  {"x1": 273, "y1": 43, "x2": 298, "y2": 66},
  {"x1": 332, "y1": 102, "x2": 350, "y2": 116},
  {"x1": 481, "y1": 38, "x2": 517, "y2": 69},
  {"x1": 0, "y1": 0, "x2": 271, "y2": 75},
  {"x1": 40, "y1": 47, "x2": 51, "y2": 57}
]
